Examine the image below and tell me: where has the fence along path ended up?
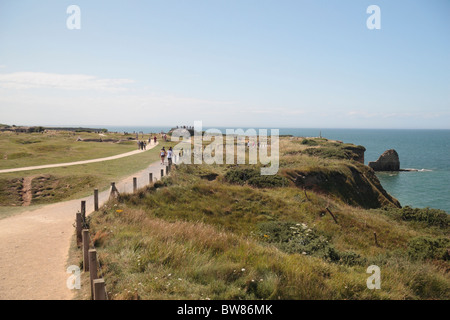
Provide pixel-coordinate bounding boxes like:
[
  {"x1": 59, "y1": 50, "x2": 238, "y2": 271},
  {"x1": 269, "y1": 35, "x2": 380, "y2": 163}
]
[
  {"x1": 0, "y1": 151, "x2": 168, "y2": 299},
  {"x1": 80, "y1": 162, "x2": 174, "y2": 300}
]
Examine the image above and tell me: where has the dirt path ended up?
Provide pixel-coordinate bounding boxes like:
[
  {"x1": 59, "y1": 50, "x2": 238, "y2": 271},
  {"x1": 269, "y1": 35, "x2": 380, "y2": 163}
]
[
  {"x1": 0, "y1": 143, "x2": 168, "y2": 300},
  {"x1": 21, "y1": 177, "x2": 33, "y2": 206}
]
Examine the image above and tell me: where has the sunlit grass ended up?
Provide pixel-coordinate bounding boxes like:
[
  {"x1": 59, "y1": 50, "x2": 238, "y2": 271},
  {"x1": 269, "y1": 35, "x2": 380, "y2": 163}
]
[
  {"x1": 0, "y1": 131, "x2": 139, "y2": 169},
  {"x1": 0, "y1": 132, "x2": 177, "y2": 207},
  {"x1": 86, "y1": 140, "x2": 449, "y2": 300}
]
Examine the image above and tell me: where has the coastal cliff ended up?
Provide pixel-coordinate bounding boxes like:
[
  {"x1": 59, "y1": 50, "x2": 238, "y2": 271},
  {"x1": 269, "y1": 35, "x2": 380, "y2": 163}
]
[
  {"x1": 283, "y1": 163, "x2": 401, "y2": 209},
  {"x1": 84, "y1": 136, "x2": 449, "y2": 300},
  {"x1": 282, "y1": 138, "x2": 399, "y2": 209}
]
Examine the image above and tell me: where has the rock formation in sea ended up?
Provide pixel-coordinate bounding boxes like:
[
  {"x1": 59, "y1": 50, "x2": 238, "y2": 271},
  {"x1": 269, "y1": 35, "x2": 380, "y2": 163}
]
[{"x1": 368, "y1": 149, "x2": 400, "y2": 171}]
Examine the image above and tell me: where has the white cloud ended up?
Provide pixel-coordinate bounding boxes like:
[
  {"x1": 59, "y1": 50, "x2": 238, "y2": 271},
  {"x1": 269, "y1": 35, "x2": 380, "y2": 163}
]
[{"x1": 0, "y1": 72, "x2": 134, "y2": 92}]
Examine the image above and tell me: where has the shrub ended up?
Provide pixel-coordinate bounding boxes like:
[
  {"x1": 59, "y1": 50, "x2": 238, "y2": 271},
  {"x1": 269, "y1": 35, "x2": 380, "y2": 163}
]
[
  {"x1": 152, "y1": 176, "x2": 174, "y2": 189},
  {"x1": 303, "y1": 147, "x2": 356, "y2": 160},
  {"x1": 301, "y1": 139, "x2": 319, "y2": 146},
  {"x1": 379, "y1": 206, "x2": 449, "y2": 228},
  {"x1": 258, "y1": 222, "x2": 368, "y2": 265},
  {"x1": 339, "y1": 251, "x2": 367, "y2": 266},
  {"x1": 400, "y1": 206, "x2": 449, "y2": 228},
  {"x1": 225, "y1": 167, "x2": 289, "y2": 188},
  {"x1": 247, "y1": 175, "x2": 289, "y2": 188},
  {"x1": 407, "y1": 236, "x2": 450, "y2": 261},
  {"x1": 258, "y1": 221, "x2": 341, "y2": 262},
  {"x1": 29, "y1": 126, "x2": 45, "y2": 133},
  {"x1": 224, "y1": 168, "x2": 259, "y2": 185}
]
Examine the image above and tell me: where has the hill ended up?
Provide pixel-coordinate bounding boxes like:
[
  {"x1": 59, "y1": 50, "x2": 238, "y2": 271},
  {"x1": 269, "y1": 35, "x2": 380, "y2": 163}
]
[{"x1": 85, "y1": 137, "x2": 449, "y2": 300}]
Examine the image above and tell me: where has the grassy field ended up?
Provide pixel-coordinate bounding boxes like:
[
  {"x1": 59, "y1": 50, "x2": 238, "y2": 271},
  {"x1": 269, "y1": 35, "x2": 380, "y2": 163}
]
[
  {"x1": 0, "y1": 130, "x2": 140, "y2": 169},
  {"x1": 0, "y1": 130, "x2": 177, "y2": 215},
  {"x1": 83, "y1": 137, "x2": 449, "y2": 300}
]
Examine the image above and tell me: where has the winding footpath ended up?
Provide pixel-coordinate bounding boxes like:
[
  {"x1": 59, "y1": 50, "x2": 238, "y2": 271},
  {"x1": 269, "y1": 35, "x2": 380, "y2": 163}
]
[{"x1": 0, "y1": 142, "x2": 165, "y2": 299}]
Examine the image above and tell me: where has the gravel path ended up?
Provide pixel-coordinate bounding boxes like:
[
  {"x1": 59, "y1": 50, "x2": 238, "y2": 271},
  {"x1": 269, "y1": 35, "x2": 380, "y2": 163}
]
[{"x1": 0, "y1": 143, "x2": 170, "y2": 299}]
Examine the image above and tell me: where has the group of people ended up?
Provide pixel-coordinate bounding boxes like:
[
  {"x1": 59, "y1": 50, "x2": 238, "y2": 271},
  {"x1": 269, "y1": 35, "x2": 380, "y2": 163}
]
[
  {"x1": 137, "y1": 136, "x2": 158, "y2": 150},
  {"x1": 137, "y1": 140, "x2": 147, "y2": 150},
  {"x1": 134, "y1": 132, "x2": 183, "y2": 166},
  {"x1": 160, "y1": 146, "x2": 174, "y2": 165}
]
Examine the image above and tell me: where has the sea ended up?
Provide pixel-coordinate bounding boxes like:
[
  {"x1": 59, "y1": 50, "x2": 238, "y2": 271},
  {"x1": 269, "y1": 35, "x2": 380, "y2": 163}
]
[{"x1": 101, "y1": 126, "x2": 450, "y2": 213}]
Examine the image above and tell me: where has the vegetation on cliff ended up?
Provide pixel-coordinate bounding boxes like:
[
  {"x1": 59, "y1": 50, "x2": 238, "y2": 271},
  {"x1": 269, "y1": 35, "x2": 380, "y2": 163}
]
[{"x1": 86, "y1": 137, "x2": 449, "y2": 300}]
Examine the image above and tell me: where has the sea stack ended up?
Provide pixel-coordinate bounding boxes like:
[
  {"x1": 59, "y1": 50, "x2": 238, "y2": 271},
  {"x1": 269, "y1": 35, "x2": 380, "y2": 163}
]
[{"x1": 368, "y1": 149, "x2": 400, "y2": 171}]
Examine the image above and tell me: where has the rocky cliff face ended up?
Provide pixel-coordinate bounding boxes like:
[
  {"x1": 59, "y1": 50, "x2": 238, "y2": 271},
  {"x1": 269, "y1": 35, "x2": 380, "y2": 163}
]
[
  {"x1": 283, "y1": 162, "x2": 402, "y2": 209},
  {"x1": 368, "y1": 149, "x2": 400, "y2": 171},
  {"x1": 342, "y1": 145, "x2": 365, "y2": 164}
]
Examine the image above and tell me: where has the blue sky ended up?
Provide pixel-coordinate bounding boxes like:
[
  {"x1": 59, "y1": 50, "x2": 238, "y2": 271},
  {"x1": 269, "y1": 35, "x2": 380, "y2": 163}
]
[{"x1": 0, "y1": 0, "x2": 449, "y2": 128}]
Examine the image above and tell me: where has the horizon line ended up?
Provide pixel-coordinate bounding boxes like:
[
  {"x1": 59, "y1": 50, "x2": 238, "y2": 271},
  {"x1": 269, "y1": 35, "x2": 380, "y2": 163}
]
[{"x1": 5, "y1": 123, "x2": 450, "y2": 131}]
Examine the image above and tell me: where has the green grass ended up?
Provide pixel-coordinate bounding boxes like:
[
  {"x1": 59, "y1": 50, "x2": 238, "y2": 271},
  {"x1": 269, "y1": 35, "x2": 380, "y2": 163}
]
[
  {"x1": 0, "y1": 131, "x2": 177, "y2": 209},
  {"x1": 0, "y1": 131, "x2": 138, "y2": 170},
  {"x1": 89, "y1": 207, "x2": 383, "y2": 300},
  {"x1": 88, "y1": 190, "x2": 449, "y2": 299},
  {"x1": 0, "y1": 144, "x2": 174, "y2": 207},
  {"x1": 85, "y1": 145, "x2": 449, "y2": 300}
]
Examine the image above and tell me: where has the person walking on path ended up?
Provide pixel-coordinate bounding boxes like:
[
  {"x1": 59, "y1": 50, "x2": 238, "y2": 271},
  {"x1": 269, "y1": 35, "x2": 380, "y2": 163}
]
[
  {"x1": 167, "y1": 147, "x2": 173, "y2": 165},
  {"x1": 160, "y1": 146, "x2": 166, "y2": 165},
  {"x1": 154, "y1": 136, "x2": 157, "y2": 144}
]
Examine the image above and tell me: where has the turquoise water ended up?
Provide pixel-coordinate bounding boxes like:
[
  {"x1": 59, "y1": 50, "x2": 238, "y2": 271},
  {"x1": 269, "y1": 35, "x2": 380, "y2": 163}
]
[{"x1": 102, "y1": 126, "x2": 450, "y2": 213}]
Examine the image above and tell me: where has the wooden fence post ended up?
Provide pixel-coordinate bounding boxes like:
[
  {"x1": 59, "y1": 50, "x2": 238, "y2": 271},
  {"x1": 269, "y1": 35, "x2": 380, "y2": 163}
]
[
  {"x1": 81, "y1": 201, "x2": 86, "y2": 224},
  {"x1": 303, "y1": 187, "x2": 310, "y2": 201},
  {"x1": 133, "y1": 177, "x2": 137, "y2": 192},
  {"x1": 161, "y1": 169, "x2": 164, "y2": 178},
  {"x1": 76, "y1": 212, "x2": 82, "y2": 246},
  {"x1": 374, "y1": 232, "x2": 380, "y2": 247},
  {"x1": 89, "y1": 249, "x2": 98, "y2": 299},
  {"x1": 82, "y1": 229, "x2": 90, "y2": 272},
  {"x1": 93, "y1": 279, "x2": 107, "y2": 300},
  {"x1": 149, "y1": 172, "x2": 153, "y2": 184},
  {"x1": 110, "y1": 182, "x2": 120, "y2": 199},
  {"x1": 94, "y1": 189, "x2": 99, "y2": 211},
  {"x1": 326, "y1": 207, "x2": 339, "y2": 225}
]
